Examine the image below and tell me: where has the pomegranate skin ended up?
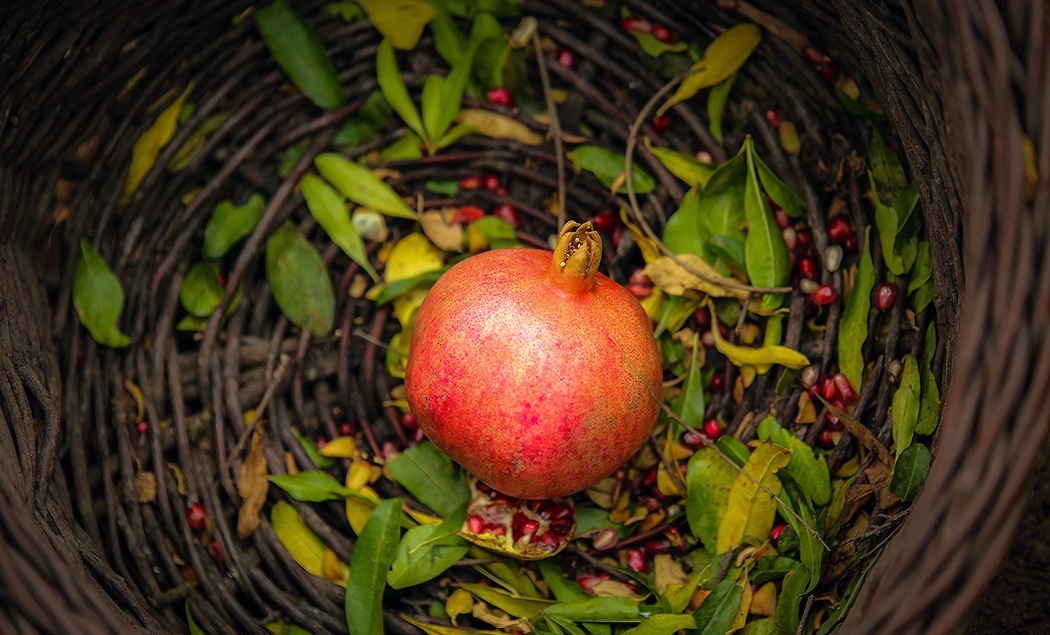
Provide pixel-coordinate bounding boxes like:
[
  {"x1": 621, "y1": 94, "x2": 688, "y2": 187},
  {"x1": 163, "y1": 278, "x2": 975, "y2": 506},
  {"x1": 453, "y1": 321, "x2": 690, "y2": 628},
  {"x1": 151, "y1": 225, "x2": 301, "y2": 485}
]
[{"x1": 405, "y1": 234, "x2": 662, "y2": 499}]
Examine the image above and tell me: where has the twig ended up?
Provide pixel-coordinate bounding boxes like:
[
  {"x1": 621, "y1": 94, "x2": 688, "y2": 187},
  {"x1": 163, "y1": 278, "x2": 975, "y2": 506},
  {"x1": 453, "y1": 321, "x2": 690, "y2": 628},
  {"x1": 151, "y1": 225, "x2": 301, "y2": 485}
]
[
  {"x1": 532, "y1": 30, "x2": 568, "y2": 229},
  {"x1": 226, "y1": 355, "x2": 290, "y2": 464}
]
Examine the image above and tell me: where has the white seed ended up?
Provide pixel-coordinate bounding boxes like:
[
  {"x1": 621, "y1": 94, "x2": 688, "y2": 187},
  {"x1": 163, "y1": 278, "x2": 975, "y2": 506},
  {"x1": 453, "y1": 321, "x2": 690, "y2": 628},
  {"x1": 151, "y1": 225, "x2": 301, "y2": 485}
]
[
  {"x1": 800, "y1": 278, "x2": 820, "y2": 294},
  {"x1": 592, "y1": 526, "x2": 618, "y2": 550},
  {"x1": 782, "y1": 227, "x2": 798, "y2": 251},
  {"x1": 801, "y1": 364, "x2": 820, "y2": 388},
  {"x1": 351, "y1": 209, "x2": 388, "y2": 242},
  {"x1": 888, "y1": 359, "x2": 904, "y2": 383},
  {"x1": 825, "y1": 245, "x2": 843, "y2": 272}
]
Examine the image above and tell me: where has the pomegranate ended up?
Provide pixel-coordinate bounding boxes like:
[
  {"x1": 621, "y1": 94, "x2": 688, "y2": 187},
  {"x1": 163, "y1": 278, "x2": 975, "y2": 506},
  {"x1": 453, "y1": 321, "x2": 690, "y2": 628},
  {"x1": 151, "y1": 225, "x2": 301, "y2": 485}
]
[
  {"x1": 406, "y1": 221, "x2": 663, "y2": 499},
  {"x1": 459, "y1": 479, "x2": 576, "y2": 559}
]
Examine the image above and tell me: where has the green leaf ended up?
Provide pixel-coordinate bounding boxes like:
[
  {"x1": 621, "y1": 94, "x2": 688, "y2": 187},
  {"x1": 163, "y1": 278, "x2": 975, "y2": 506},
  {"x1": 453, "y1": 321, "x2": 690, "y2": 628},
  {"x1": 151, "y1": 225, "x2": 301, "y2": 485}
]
[
  {"x1": 265, "y1": 621, "x2": 315, "y2": 635},
  {"x1": 648, "y1": 144, "x2": 715, "y2": 189},
  {"x1": 869, "y1": 128, "x2": 907, "y2": 203},
  {"x1": 269, "y1": 470, "x2": 353, "y2": 502},
  {"x1": 255, "y1": 0, "x2": 345, "y2": 110},
  {"x1": 916, "y1": 323, "x2": 941, "y2": 435},
  {"x1": 891, "y1": 354, "x2": 920, "y2": 458},
  {"x1": 753, "y1": 153, "x2": 805, "y2": 218},
  {"x1": 686, "y1": 447, "x2": 737, "y2": 550},
  {"x1": 869, "y1": 172, "x2": 908, "y2": 276},
  {"x1": 356, "y1": 0, "x2": 435, "y2": 50},
  {"x1": 388, "y1": 508, "x2": 469, "y2": 589},
  {"x1": 660, "y1": 24, "x2": 760, "y2": 115},
  {"x1": 751, "y1": 556, "x2": 801, "y2": 585},
  {"x1": 265, "y1": 222, "x2": 335, "y2": 337},
  {"x1": 569, "y1": 145, "x2": 656, "y2": 194},
  {"x1": 778, "y1": 483, "x2": 824, "y2": 593},
  {"x1": 775, "y1": 565, "x2": 809, "y2": 633},
  {"x1": 280, "y1": 143, "x2": 307, "y2": 178},
  {"x1": 292, "y1": 428, "x2": 336, "y2": 469},
  {"x1": 631, "y1": 30, "x2": 689, "y2": 57},
  {"x1": 386, "y1": 441, "x2": 469, "y2": 517},
  {"x1": 180, "y1": 262, "x2": 223, "y2": 318},
  {"x1": 717, "y1": 443, "x2": 791, "y2": 553},
  {"x1": 717, "y1": 436, "x2": 750, "y2": 466},
  {"x1": 890, "y1": 443, "x2": 931, "y2": 502},
  {"x1": 470, "y1": 13, "x2": 509, "y2": 89},
  {"x1": 692, "y1": 578, "x2": 743, "y2": 635},
  {"x1": 421, "y1": 75, "x2": 446, "y2": 144},
  {"x1": 462, "y1": 583, "x2": 553, "y2": 619},
  {"x1": 315, "y1": 152, "x2": 417, "y2": 219},
  {"x1": 621, "y1": 614, "x2": 695, "y2": 635},
  {"x1": 908, "y1": 240, "x2": 933, "y2": 294},
  {"x1": 73, "y1": 240, "x2": 131, "y2": 347},
  {"x1": 431, "y1": 0, "x2": 520, "y2": 18},
  {"x1": 738, "y1": 618, "x2": 781, "y2": 635},
  {"x1": 426, "y1": 179, "x2": 460, "y2": 196},
  {"x1": 675, "y1": 334, "x2": 705, "y2": 426},
  {"x1": 376, "y1": 39, "x2": 426, "y2": 139},
  {"x1": 541, "y1": 597, "x2": 640, "y2": 623},
  {"x1": 539, "y1": 561, "x2": 592, "y2": 603},
  {"x1": 430, "y1": 8, "x2": 467, "y2": 66},
  {"x1": 743, "y1": 140, "x2": 790, "y2": 311},
  {"x1": 704, "y1": 235, "x2": 746, "y2": 271},
  {"x1": 300, "y1": 173, "x2": 379, "y2": 281},
  {"x1": 662, "y1": 188, "x2": 704, "y2": 257},
  {"x1": 325, "y1": 1, "x2": 365, "y2": 22},
  {"x1": 756, "y1": 417, "x2": 830, "y2": 506},
  {"x1": 333, "y1": 90, "x2": 391, "y2": 148},
  {"x1": 186, "y1": 600, "x2": 206, "y2": 635},
  {"x1": 380, "y1": 133, "x2": 425, "y2": 161},
  {"x1": 707, "y1": 74, "x2": 735, "y2": 144},
  {"x1": 468, "y1": 216, "x2": 519, "y2": 249},
  {"x1": 838, "y1": 226, "x2": 874, "y2": 392},
  {"x1": 373, "y1": 268, "x2": 446, "y2": 305},
  {"x1": 203, "y1": 194, "x2": 266, "y2": 259},
  {"x1": 346, "y1": 498, "x2": 403, "y2": 635},
  {"x1": 662, "y1": 150, "x2": 746, "y2": 269}
]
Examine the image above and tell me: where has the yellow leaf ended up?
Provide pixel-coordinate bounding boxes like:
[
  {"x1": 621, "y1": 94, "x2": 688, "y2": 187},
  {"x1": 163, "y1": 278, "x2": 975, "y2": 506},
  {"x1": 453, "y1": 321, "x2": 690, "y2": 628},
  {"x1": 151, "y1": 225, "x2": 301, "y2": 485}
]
[
  {"x1": 732, "y1": 570, "x2": 752, "y2": 630},
  {"x1": 454, "y1": 108, "x2": 545, "y2": 145},
  {"x1": 271, "y1": 500, "x2": 349, "y2": 585},
  {"x1": 779, "y1": 121, "x2": 800, "y2": 156},
  {"x1": 167, "y1": 462, "x2": 187, "y2": 496},
  {"x1": 122, "y1": 85, "x2": 193, "y2": 201},
  {"x1": 710, "y1": 311, "x2": 809, "y2": 374},
  {"x1": 749, "y1": 581, "x2": 777, "y2": 617},
  {"x1": 168, "y1": 112, "x2": 230, "y2": 172},
  {"x1": 618, "y1": 208, "x2": 661, "y2": 264},
  {"x1": 319, "y1": 436, "x2": 358, "y2": 458},
  {"x1": 716, "y1": 444, "x2": 791, "y2": 554},
  {"x1": 446, "y1": 588, "x2": 475, "y2": 625},
  {"x1": 123, "y1": 379, "x2": 145, "y2": 421},
  {"x1": 321, "y1": 547, "x2": 347, "y2": 583},
  {"x1": 356, "y1": 0, "x2": 435, "y2": 50},
  {"x1": 640, "y1": 286, "x2": 664, "y2": 320},
  {"x1": 664, "y1": 573, "x2": 705, "y2": 614},
  {"x1": 135, "y1": 472, "x2": 156, "y2": 503},
  {"x1": 236, "y1": 422, "x2": 269, "y2": 539},
  {"x1": 643, "y1": 254, "x2": 750, "y2": 299},
  {"x1": 405, "y1": 507, "x2": 443, "y2": 526},
  {"x1": 653, "y1": 554, "x2": 687, "y2": 594},
  {"x1": 591, "y1": 579, "x2": 648, "y2": 601},
  {"x1": 382, "y1": 233, "x2": 444, "y2": 326},
  {"x1": 659, "y1": 24, "x2": 761, "y2": 116},
  {"x1": 795, "y1": 391, "x2": 817, "y2": 424},
  {"x1": 346, "y1": 457, "x2": 380, "y2": 490},
  {"x1": 345, "y1": 486, "x2": 381, "y2": 534},
  {"x1": 401, "y1": 614, "x2": 504, "y2": 635},
  {"x1": 420, "y1": 209, "x2": 465, "y2": 252}
]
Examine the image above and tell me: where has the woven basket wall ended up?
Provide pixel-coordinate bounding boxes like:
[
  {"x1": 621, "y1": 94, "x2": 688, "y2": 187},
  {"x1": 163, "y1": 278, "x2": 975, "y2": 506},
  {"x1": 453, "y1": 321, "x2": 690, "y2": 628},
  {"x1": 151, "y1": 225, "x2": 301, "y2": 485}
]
[{"x1": 0, "y1": 1, "x2": 1046, "y2": 634}]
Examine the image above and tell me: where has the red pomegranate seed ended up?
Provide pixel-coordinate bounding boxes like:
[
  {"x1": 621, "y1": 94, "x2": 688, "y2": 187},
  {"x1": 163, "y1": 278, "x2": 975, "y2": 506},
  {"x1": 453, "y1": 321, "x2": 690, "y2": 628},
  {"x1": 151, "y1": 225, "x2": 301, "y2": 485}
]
[
  {"x1": 643, "y1": 467, "x2": 658, "y2": 487},
  {"x1": 802, "y1": 44, "x2": 825, "y2": 66},
  {"x1": 590, "y1": 211, "x2": 620, "y2": 234},
  {"x1": 620, "y1": 16, "x2": 651, "y2": 33},
  {"x1": 453, "y1": 205, "x2": 486, "y2": 223},
  {"x1": 577, "y1": 574, "x2": 608, "y2": 593},
  {"x1": 626, "y1": 548, "x2": 649, "y2": 572},
  {"x1": 833, "y1": 373, "x2": 857, "y2": 403},
  {"x1": 486, "y1": 87, "x2": 515, "y2": 108},
  {"x1": 764, "y1": 107, "x2": 781, "y2": 129},
  {"x1": 135, "y1": 420, "x2": 150, "y2": 435},
  {"x1": 841, "y1": 233, "x2": 858, "y2": 254},
  {"x1": 818, "y1": 429, "x2": 836, "y2": 448},
  {"x1": 512, "y1": 512, "x2": 540, "y2": 539},
  {"x1": 549, "y1": 517, "x2": 574, "y2": 536},
  {"x1": 826, "y1": 415, "x2": 844, "y2": 431},
  {"x1": 209, "y1": 540, "x2": 226, "y2": 574},
  {"x1": 821, "y1": 376, "x2": 839, "y2": 401},
  {"x1": 186, "y1": 502, "x2": 208, "y2": 531},
  {"x1": 809, "y1": 284, "x2": 837, "y2": 306},
  {"x1": 650, "y1": 23, "x2": 675, "y2": 43},
  {"x1": 769, "y1": 523, "x2": 787, "y2": 545},
  {"x1": 827, "y1": 215, "x2": 853, "y2": 244},
  {"x1": 795, "y1": 227, "x2": 812, "y2": 251},
  {"x1": 874, "y1": 282, "x2": 898, "y2": 311},
  {"x1": 637, "y1": 496, "x2": 660, "y2": 512},
  {"x1": 682, "y1": 429, "x2": 705, "y2": 449},
  {"x1": 708, "y1": 372, "x2": 725, "y2": 392},
  {"x1": 629, "y1": 269, "x2": 652, "y2": 286},
  {"x1": 556, "y1": 48, "x2": 577, "y2": 68},
  {"x1": 650, "y1": 115, "x2": 671, "y2": 132},
  {"x1": 482, "y1": 173, "x2": 502, "y2": 191},
  {"x1": 217, "y1": 274, "x2": 227, "y2": 288},
  {"x1": 496, "y1": 186, "x2": 509, "y2": 196},
  {"x1": 400, "y1": 412, "x2": 418, "y2": 432},
  {"x1": 467, "y1": 514, "x2": 485, "y2": 534},
  {"x1": 458, "y1": 175, "x2": 482, "y2": 190},
  {"x1": 693, "y1": 306, "x2": 712, "y2": 328},
  {"x1": 644, "y1": 537, "x2": 672, "y2": 556},
  {"x1": 716, "y1": 0, "x2": 740, "y2": 10},
  {"x1": 818, "y1": 60, "x2": 840, "y2": 85},
  {"x1": 797, "y1": 255, "x2": 818, "y2": 281},
  {"x1": 627, "y1": 283, "x2": 651, "y2": 299},
  {"x1": 340, "y1": 422, "x2": 355, "y2": 436},
  {"x1": 703, "y1": 418, "x2": 723, "y2": 440},
  {"x1": 664, "y1": 525, "x2": 685, "y2": 549},
  {"x1": 493, "y1": 204, "x2": 521, "y2": 228},
  {"x1": 550, "y1": 502, "x2": 574, "y2": 519}
]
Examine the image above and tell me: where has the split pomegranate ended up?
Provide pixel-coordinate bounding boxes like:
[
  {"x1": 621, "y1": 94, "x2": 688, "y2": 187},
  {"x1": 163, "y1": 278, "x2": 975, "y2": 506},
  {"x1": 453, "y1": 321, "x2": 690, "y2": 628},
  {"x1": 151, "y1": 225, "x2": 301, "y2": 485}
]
[
  {"x1": 406, "y1": 221, "x2": 663, "y2": 499},
  {"x1": 459, "y1": 479, "x2": 576, "y2": 560}
]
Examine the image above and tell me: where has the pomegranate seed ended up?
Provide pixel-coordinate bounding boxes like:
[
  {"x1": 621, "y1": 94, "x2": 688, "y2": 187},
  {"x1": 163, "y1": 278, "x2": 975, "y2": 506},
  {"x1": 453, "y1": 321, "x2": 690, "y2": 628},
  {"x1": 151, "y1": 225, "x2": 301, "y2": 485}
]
[
  {"x1": 493, "y1": 204, "x2": 521, "y2": 228},
  {"x1": 841, "y1": 233, "x2": 858, "y2": 254},
  {"x1": 874, "y1": 282, "x2": 898, "y2": 311},
  {"x1": 610, "y1": 226, "x2": 623, "y2": 248},
  {"x1": 550, "y1": 502, "x2": 574, "y2": 519},
  {"x1": 682, "y1": 429, "x2": 705, "y2": 449},
  {"x1": 590, "y1": 211, "x2": 620, "y2": 234},
  {"x1": 453, "y1": 205, "x2": 486, "y2": 223},
  {"x1": 626, "y1": 548, "x2": 649, "y2": 572},
  {"x1": 693, "y1": 306, "x2": 712, "y2": 328},
  {"x1": 135, "y1": 420, "x2": 149, "y2": 435},
  {"x1": 708, "y1": 372, "x2": 725, "y2": 392},
  {"x1": 775, "y1": 208, "x2": 791, "y2": 230},
  {"x1": 476, "y1": 482, "x2": 494, "y2": 495},
  {"x1": 539, "y1": 532, "x2": 560, "y2": 548},
  {"x1": 512, "y1": 512, "x2": 540, "y2": 538},
  {"x1": 833, "y1": 373, "x2": 857, "y2": 403},
  {"x1": 467, "y1": 514, "x2": 485, "y2": 534},
  {"x1": 799, "y1": 278, "x2": 820, "y2": 295},
  {"x1": 458, "y1": 175, "x2": 482, "y2": 190},
  {"x1": 664, "y1": 526, "x2": 685, "y2": 549},
  {"x1": 826, "y1": 416, "x2": 844, "y2": 432},
  {"x1": 795, "y1": 228, "x2": 812, "y2": 251},
  {"x1": 764, "y1": 107, "x2": 781, "y2": 129},
  {"x1": 818, "y1": 60, "x2": 840, "y2": 85},
  {"x1": 888, "y1": 359, "x2": 904, "y2": 381},
  {"x1": 818, "y1": 429, "x2": 836, "y2": 448},
  {"x1": 400, "y1": 412, "x2": 418, "y2": 432},
  {"x1": 486, "y1": 87, "x2": 515, "y2": 108},
  {"x1": 801, "y1": 365, "x2": 820, "y2": 389},
  {"x1": 797, "y1": 255, "x2": 818, "y2": 281},
  {"x1": 496, "y1": 186, "x2": 509, "y2": 196},
  {"x1": 629, "y1": 269, "x2": 652, "y2": 286},
  {"x1": 769, "y1": 523, "x2": 787, "y2": 545},
  {"x1": 556, "y1": 48, "x2": 577, "y2": 68},
  {"x1": 482, "y1": 173, "x2": 502, "y2": 191},
  {"x1": 620, "y1": 16, "x2": 651, "y2": 33},
  {"x1": 627, "y1": 283, "x2": 651, "y2": 299},
  {"x1": 782, "y1": 227, "x2": 797, "y2": 251},
  {"x1": 637, "y1": 496, "x2": 661, "y2": 512},
  {"x1": 716, "y1": 0, "x2": 740, "y2": 10},
  {"x1": 809, "y1": 284, "x2": 837, "y2": 306},
  {"x1": 802, "y1": 44, "x2": 825, "y2": 66},
  {"x1": 825, "y1": 245, "x2": 843, "y2": 272},
  {"x1": 643, "y1": 467, "x2": 658, "y2": 487},
  {"x1": 820, "y1": 376, "x2": 839, "y2": 401},
  {"x1": 340, "y1": 422, "x2": 355, "y2": 436},
  {"x1": 316, "y1": 437, "x2": 328, "y2": 448},
  {"x1": 487, "y1": 522, "x2": 507, "y2": 537},
  {"x1": 577, "y1": 574, "x2": 606, "y2": 593},
  {"x1": 695, "y1": 150, "x2": 715, "y2": 164},
  {"x1": 186, "y1": 502, "x2": 208, "y2": 531},
  {"x1": 644, "y1": 537, "x2": 672, "y2": 556},
  {"x1": 827, "y1": 215, "x2": 853, "y2": 244},
  {"x1": 549, "y1": 517, "x2": 574, "y2": 536},
  {"x1": 650, "y1": 115, "x2": 672, "y2": 132},
  {"x1": 209, "y1": 540, "x2": 226, "y2": 574},
  {"x1": 703, "y1": 418, "x2": 723, "y2": 440},
  {"x1": 650, "y1": 23, "x2": 675, "y2": 43},
  {"x1": 217, "y1": 274, "x2": 227, "y2": 288},
  {"x1": 592, "y1": 527, "x2": 618, "y2": 550},
  {"x1": 413, "y1": 428, "x2": 425, "y2": 443}
]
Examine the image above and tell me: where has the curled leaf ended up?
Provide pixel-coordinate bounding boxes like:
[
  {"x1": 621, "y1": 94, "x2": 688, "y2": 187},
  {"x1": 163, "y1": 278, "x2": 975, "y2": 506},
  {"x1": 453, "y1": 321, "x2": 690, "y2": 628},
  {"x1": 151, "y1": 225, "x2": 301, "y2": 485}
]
[
  {"x1": 420, "y1": 209, "x2": 466, "y2": 252},
  {"x1": 891, "y1": 354, "x2": 920, "y2": 458},
  {"x1": 180, "y1": 262, "x2": 224, "y2": 318},
  {"x1": 454, "y1": 108, "x2": 544, "y2": 145},
  {"x1": 709, "y1": 305, "x2": 809, "y2": 374},
  {"x1": 122, "y1": 85, "x2": 193, "y2": 201},
  {"x1": 619, "y1": 208, "x2": 661, "y2": 264},
  {"x1": 643, "y1": 254, "x2": 749, "y2": 299},
  {"x1": 659, "y1": 24, "x2": 761, "y2": 116}
]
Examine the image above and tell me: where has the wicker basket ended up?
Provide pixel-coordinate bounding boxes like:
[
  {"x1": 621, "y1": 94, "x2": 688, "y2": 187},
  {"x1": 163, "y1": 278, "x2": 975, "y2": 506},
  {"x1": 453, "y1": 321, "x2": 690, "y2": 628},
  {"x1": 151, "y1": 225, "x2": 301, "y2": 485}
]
[{"x1": 0, "y1": 1, "x2": 1044, "y2": 634}]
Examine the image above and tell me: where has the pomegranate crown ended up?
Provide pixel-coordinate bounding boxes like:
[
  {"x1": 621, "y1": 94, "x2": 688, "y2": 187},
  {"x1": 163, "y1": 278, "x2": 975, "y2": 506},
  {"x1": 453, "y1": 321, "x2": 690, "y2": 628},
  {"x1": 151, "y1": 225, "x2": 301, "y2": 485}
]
[{"x1": 548, "y1": 221, "x2": 602, "y2": 294}]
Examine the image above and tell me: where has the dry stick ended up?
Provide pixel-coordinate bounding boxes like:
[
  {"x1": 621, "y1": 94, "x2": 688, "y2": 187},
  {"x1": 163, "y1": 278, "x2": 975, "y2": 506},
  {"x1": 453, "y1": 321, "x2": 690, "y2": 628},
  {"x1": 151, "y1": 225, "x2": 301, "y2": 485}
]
[
  {"x1": 532, "y1": 29, "x2": 568, "y2": 230},
  {"x1": 621, "y1": 71, "x2": 792, "y2": 297},
  {"x1": 225, "y1": 356, "x2": 290, "y2": 465}
]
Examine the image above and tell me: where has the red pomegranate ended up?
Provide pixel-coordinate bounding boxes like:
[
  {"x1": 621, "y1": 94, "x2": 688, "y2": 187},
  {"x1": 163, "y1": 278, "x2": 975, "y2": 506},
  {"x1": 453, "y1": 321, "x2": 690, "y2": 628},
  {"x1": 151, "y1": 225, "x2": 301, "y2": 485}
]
[{"x1": 405, "y1": 221, "x2": 663, "y2": 499}]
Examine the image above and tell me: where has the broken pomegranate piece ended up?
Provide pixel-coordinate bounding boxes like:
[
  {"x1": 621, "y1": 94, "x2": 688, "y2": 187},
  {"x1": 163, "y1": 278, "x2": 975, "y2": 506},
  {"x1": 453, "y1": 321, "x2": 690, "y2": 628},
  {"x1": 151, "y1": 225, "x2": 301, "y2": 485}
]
[{"x1": 459, "y1": 479, "x2": 576, "y2": 560}]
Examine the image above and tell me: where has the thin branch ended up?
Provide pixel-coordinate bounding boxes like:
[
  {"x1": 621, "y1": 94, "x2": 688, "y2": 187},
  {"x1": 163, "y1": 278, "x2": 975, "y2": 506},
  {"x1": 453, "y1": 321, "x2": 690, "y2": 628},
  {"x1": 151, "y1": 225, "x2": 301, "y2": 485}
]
[{"x1": 533, "y1": 29, "x2": 568, "y2": 229}]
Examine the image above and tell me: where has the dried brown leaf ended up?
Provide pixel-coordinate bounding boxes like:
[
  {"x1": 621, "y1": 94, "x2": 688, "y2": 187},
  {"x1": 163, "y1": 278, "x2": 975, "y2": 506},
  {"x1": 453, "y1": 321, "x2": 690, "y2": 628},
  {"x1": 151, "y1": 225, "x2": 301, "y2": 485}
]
[
  {"x1": 643, "y1": 254, "x2": 750, "y2": 299},
  {"x1": 821, "y1": 398, "x2": 898, "y2": 508},
  {"x1": 419, "y1": 209, "x2": 464, "y2": 252},
  {"x1": 236, "y1": 422, "x2": 269, "y2": 539},
  {"x1": 135, "y1": 472, "x2": 156, "y2": 503}
]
